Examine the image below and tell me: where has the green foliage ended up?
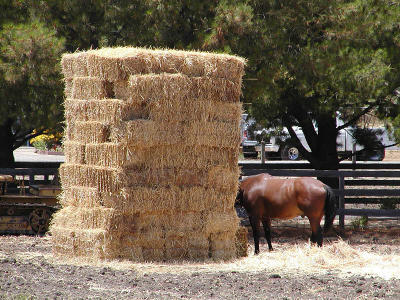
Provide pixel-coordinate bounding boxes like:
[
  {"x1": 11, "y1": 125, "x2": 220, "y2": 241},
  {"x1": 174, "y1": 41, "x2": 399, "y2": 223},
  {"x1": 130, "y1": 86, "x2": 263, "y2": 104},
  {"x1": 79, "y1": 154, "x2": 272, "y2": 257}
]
[
  {"x1": 0, "y1": 4, "x2": 65, "y2": 165},
  {"x1": 0, "y1": 19, "x2": 65, "y2": 132},
  {"x1": 205, "y1": 0, "x2": 400, "y2": 169},
  {"x1": 350, "y1": 215, "x2": 368, "y2": 230}
]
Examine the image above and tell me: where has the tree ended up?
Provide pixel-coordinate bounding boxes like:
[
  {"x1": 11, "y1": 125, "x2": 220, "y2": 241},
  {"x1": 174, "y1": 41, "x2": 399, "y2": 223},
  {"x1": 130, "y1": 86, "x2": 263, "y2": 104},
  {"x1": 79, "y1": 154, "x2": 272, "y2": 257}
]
[
  {"x1": 34, "y1": 0, "x2": 218, "y2": 51},
  {"x1": 0, "y1": 20, "x2": 65, "y2": 166},
  {"x1": 205, "y1": 0, "x2": 400, "y2": 174}
]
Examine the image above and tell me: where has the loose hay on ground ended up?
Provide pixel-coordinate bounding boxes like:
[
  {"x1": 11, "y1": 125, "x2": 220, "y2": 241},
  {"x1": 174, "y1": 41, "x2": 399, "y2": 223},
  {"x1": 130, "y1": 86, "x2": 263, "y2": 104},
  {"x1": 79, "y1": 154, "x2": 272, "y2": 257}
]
[{"x1": 44, "y1": 237, "x2": 400, "y2": 280}]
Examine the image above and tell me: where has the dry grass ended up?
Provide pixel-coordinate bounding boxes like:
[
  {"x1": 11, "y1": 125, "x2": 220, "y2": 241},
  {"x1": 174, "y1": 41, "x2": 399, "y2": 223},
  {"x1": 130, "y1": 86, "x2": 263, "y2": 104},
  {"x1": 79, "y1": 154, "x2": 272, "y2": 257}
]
[{"x1": 44, "y1": 238, "x2": 400, "y2": 280}]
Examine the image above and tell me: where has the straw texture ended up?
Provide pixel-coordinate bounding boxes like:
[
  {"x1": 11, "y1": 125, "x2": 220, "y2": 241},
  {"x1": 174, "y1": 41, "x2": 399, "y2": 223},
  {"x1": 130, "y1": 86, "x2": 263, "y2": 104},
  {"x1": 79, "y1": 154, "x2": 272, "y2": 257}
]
[{"x1": 51, "y1": 47, "x2": 246, "y2": 262}]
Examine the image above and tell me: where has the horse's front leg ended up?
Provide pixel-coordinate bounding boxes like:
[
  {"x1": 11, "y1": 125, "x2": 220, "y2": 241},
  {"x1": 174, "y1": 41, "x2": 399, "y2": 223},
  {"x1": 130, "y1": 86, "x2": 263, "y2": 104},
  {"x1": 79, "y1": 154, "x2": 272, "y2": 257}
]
[
  {"x1": 308, "y1": 217, "x2": 323, "y2": 247},
  {"x1": 261, "y1": 217, "x2": 273, "y2": 251},
  {"x1": 249, "y1": 215, "x2": 261, "y2": 254}
]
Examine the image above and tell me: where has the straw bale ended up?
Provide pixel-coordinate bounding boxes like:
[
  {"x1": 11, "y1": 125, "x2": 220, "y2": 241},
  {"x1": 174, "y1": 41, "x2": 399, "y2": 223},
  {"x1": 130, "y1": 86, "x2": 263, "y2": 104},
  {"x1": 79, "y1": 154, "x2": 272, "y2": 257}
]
[
  {"x1": 64, "y1": 99, "x2": 133, "y2": 124},
  {"x1": 207, "y1": 165, "x2": 240, "y2": 193},
  {"x1": 141, "y1": 248, "x2": 165, "y2": 261},
  {"x1": 59, "y1": 186, "x2": 101, "y2": 207},
  {"x1": 184, "y1": 121, "x2": 241, "y2": 149},
  {"x1": 113, "y1": 245, "x2": 143, "y2": 261},
  {"x1": 85, "y1": 143, "x2": 127, "y2": 168},
  {"x1": 51, "y1": 227, "x2": 106, "y2": 259},
  {"x1": 50, "y1": 206, "x2": 116, "y2": 230},
  {"x1": 117, "y1": 186, "x2": 234, "y2": 213},
  {"x1": 191, "y1": 76, "x2": 241, "y2": 103},
  {"x1": 126, "y1": 73, "x2": 241, "y2": 105},
  {"x1": 63, "y1": 141, "x2": 86, "y2": 164},
  {"x1": 148, "y1": 98, "x2": 242, "y2": 124},
  {"x1": 210, "y1": 248, "x2": 236, "y2": 261},
  {"x1": 71, "y1": 77, "x2": 113, "y2": 100},
  {"x1": 210, "y1": 231, "x2": 236, "y2": 251},
  {"x1": 124, "y1": 232, "x2": 165, "y2": 250},
  {"x1": 122, "y1": 145, "x2": 237, "y2": 170},
  {"x1": 112, "y1": 120, "x2": 240, "y2": 149},
  {"x1": 165, "y1": 248, "x2": 209, "y2": 261},
  {"x1": 235, "y1": 226, "x2": 248, "y2": 257},
  {"x1": 165, "y1": 232, "x2": 209, "y2": 250},
  {"x1": 82, "y1": 47, "x2": 245, "y2": 83},
  {"x1": 59, "y1": 163, "x2": 120, "y2": 193},
  {"x1": 65, "y1": 121, "x2": 110, "y2": 143},
  {"x1": 120, "y1": 166, "x2": 239, "y2": 192},
  {"x1": 113, "y1": 80, "x2": 148, "y2": 119},
  {"x1": 64, "y1": 78, "x2": 73, "y2": 98},
  {"x1": 61, "y1": 52, "x2": 89, "y2": 78},
  {"x1": 86, "y1": 53, "x2": 127, "y2": 82},
  {"x1": 113, "y1": 80, "x2": 131, "y2": 100},
  {"x1": 202, "y1": 210, "x2": 239, "y2": 235},
  {"x1": 127, "y1": 212, "x2": 202, "y2": 233},
  {"x1": 127, "y1": 73, "x2": 190, "y2": 103},
  {"x1": 56, "y1": 46, "x2": 245, "y2": 262},
  {"x1": 110, "y1": 120, "x2": 182, "y2": 147},
  {"x1": 209, "y1": 231, "x2": 237, "y2": 260}
]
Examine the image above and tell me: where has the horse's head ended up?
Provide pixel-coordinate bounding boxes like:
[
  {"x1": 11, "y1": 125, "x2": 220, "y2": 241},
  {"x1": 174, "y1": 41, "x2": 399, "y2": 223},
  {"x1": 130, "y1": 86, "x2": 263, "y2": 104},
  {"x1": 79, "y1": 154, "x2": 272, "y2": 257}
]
[{"x1": 235, "y1": 188, "x2": 244, "y2": 207}]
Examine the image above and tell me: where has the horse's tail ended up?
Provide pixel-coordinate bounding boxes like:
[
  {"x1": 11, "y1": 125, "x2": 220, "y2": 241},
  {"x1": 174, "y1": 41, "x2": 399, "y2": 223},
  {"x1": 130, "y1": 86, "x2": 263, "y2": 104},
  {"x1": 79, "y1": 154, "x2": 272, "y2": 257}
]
[{"x1": 323, "y1": 184, "x2": 337, "y2": 233}]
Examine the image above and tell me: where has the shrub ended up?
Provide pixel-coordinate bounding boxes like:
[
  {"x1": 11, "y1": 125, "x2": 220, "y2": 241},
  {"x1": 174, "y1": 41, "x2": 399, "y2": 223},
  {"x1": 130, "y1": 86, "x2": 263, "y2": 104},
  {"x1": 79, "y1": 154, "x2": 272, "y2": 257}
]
[{"x1": 30, "y1": 130, "x2": 63, "y2": 151}]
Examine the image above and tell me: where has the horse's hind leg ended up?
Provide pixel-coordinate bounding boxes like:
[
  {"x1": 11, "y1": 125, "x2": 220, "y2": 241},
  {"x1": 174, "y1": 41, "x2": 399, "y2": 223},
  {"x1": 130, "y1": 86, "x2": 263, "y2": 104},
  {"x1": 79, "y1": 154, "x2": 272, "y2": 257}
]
[
  {"x1": 261, "y1": 217, "x2": 273, "y2": 251},
  {"x1": 308, "y1": 217, "x2": 323, "y2": 247},
  {"x1": 249, "y1": 215, "x2": 261, "y2": 254}
]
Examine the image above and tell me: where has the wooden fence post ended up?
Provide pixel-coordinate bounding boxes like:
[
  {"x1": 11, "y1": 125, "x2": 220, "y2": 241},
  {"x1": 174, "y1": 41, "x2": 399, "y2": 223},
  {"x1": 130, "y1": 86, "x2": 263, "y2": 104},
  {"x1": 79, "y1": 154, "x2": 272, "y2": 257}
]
[
  {"x1": 339, "y1": 174, "x2": 345, "y2": 229},
  {"x1": 261, "y1": 141, "x2": 265, "y2": 165}
]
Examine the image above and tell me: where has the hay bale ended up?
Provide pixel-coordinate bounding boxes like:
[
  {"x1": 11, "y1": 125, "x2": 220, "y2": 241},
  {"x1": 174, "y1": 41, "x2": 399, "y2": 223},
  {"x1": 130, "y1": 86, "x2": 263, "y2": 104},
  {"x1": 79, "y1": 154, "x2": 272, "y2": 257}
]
[
  {"x1": 119, "y1": 166, "x2": 239, "y2": 192},
  {"x1": 64, "y1": 78, "x2": 73, "y2": 98},
  {"x1": 112, "y1": 120, "x2": 240, "y2": 149},
  {"x1": 63, "y1": 141, "x2": 86, "y2": 164},
  {"x1": 82, "y1": 47, "x2": 245, "y2": 83},
  {"x1": 64, "y1": 99, "x2": 133, "y2": 124},
  {"x1": 65, "y1": 121, "x2": 110, "y2": 144},
  {"x1": 118, "y1": 186, "x2": 234, "y2": 213},
  {"x1": 127, "y1": 73, "x2": 241, "y2": 104},
  {"x1": 59, "y1": 164, "x2": 120, "y2": 193},
  {"x1": 61, "y1": 52, "x2": 89, "y2": 78},
  {"x1": 54, "y1": 46, "x2": 245, "y2": 262},
  {"x1": 121, "y1": 145, "x2": 237, "y2": 170},
  {"x1": 59, "y1": 186, "x2": 101, "y2": 207},
  {"x1": 85, "y1": 143, "x2": 127, "y2": 168},
  {"x1": 50, "y1": 227, "x2": 107, "y2": 259},
  {"x1": 110, "y1": 120, "x2": 182, "y2": 147},
  {"x1": 235, "y1": 226, "x2": 248, "y2": 257},
  {"x1": 72, "y1": 77, "x2": 114, "y2": 100}
]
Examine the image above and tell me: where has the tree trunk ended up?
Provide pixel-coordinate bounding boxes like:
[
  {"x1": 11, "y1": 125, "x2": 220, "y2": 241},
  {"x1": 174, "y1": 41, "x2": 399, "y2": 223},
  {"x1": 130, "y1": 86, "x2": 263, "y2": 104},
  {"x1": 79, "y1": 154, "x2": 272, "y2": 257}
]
[
  {"x1": 0, "y1": 119, "x2": 16, "y2": 167},
  {"x1": 311, "y1": 116, "x2": 340, "y2": 189}
]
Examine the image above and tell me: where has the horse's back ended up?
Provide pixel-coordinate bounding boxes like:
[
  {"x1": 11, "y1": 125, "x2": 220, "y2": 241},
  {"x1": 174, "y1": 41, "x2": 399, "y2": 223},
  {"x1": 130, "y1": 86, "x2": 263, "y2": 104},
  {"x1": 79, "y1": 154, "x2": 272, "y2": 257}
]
[
  {"x1": 293, "y1": 177, "x2": 326, "y2": 216},
  {"x1": 293, "y1": 177, "x2": 325, "y2": 198}
]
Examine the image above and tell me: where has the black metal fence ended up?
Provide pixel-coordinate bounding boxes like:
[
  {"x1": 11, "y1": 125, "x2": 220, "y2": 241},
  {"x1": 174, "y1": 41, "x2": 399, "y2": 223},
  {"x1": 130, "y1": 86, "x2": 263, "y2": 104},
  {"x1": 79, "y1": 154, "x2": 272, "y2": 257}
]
[{"x1": 1, "y1": 162, "x2": 400, "y2": 228}]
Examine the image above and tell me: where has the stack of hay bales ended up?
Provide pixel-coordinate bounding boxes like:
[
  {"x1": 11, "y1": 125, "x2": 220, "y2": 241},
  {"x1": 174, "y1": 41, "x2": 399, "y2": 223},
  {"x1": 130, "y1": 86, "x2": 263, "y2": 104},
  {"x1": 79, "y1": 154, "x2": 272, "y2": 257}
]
[{"x1": 50, "y1": 47, "x2": 246, "y2": 261}]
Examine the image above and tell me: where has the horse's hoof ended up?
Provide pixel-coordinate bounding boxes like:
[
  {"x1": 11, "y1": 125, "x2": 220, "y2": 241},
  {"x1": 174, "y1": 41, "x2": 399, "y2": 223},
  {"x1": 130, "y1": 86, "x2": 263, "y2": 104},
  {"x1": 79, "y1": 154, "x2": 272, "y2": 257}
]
[
  {"x1": 268, "y1": 248, "x2": 273, "y2": 252},
  {"x1": 254, "y1": 251, "x2": 260, "y2": 255}
]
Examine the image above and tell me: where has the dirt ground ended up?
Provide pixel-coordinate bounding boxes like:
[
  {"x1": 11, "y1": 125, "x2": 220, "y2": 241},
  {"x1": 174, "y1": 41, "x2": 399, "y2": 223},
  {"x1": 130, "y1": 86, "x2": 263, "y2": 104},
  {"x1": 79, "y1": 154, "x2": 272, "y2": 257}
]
[
  {"x1": 1, "y1": 151, "x2": 399, "y2": 299},
  {"x1": 1, "y1": 223, "x2": 400, "y2": 300}
]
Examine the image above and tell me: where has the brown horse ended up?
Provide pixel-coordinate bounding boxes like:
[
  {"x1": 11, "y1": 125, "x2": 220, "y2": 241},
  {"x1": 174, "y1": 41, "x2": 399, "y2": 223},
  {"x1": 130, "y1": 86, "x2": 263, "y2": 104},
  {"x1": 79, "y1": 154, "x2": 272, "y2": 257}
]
[{"x1": 236, "y1": 173, "x2": 336, "y2": 254}]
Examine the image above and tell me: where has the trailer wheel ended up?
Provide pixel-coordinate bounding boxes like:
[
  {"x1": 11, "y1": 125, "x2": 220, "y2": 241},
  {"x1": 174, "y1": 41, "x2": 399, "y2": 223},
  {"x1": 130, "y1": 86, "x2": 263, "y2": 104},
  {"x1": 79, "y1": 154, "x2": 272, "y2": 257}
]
[
  {"x1": 29, "y1": 208, "x2": 50, "y2": 235},
  {"x1": 280, "y1": 145, "x2": 300, "y2": 160}
]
